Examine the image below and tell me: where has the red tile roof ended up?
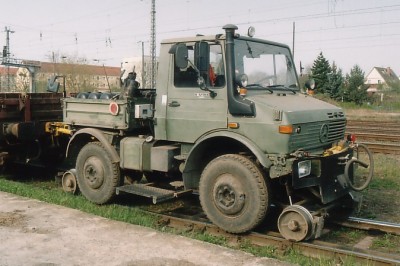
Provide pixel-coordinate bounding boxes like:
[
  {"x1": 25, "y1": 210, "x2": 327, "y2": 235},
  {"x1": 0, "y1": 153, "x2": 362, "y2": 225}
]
[
  {"x1": 0, "y1": 66, "x2": 18, "y2": 75},
  {"x1": 39, "y1": 62, "x2": 120, "y2": 76}
]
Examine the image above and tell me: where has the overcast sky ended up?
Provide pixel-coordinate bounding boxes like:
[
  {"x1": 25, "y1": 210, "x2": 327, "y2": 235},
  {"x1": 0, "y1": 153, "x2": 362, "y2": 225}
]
[{"x1": 0, "y1": 0, "x2": 399, "y2": 76}]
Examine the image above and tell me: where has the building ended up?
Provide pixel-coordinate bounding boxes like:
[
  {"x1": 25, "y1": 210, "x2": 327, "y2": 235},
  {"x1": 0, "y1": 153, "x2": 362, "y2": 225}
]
[
  {"x1": 365, "y1": 67, "x2": 400, "y2": 93},
  {"x1": 37, "y1": 62, "x2": 121, "y2": 93},
  {"x1": 1, "y1": 62, "x2": 122, "y2": 93},
  {"x1": 121, "y1": 56, "x2": 154, "y2": 89},
  {"x1": 0, "y1": 66, "x2": 17, "y2": 92}
]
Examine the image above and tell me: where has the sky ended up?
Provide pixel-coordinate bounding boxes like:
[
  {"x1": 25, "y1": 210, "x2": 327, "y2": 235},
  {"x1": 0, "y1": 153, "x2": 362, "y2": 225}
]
[{"x1": 0, "y1": 0, "x2": 399, "y2": 76}]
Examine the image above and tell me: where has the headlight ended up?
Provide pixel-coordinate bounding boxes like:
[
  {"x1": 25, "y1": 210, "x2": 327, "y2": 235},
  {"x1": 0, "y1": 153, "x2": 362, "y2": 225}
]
[{"x1": 298, "y1": 160, "x2": 311, "y2": 178}]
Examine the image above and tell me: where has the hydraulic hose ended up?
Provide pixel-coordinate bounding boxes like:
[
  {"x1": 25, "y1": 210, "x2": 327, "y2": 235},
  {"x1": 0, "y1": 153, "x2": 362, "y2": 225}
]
[{"x1": 344, "y1": 143, "x2": 374, "y2": 191}]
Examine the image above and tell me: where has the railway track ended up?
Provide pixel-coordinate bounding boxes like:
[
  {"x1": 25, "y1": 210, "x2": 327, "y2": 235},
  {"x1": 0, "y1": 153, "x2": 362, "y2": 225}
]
[
  {"x1": 347, "y1": 120, "x2": 400, "y2": 155},
  {"x1": 358, "y1": 142, "x2": 400, "y2": 155},
  {"x1": 333, "y1": 217, "x2": 400, "y2": 236},
  {"x1": 153, "y1": 209, "x2": 400, "y2": 265},
  {"x1": 347, "y1": 121, "x2": 400, "y2": 128}
]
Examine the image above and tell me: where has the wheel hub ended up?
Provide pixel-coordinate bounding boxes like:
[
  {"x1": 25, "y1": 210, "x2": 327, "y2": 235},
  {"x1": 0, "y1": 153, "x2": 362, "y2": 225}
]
[
  {"x1": 213, "y1": 174, "x2": 245, "y2": 215},
  {"x1": 287, "y1": 220, "x2": 300, "y2": 231},
  {"x1": 83, "y1": 157, "x2": 105, "y2": 189}
]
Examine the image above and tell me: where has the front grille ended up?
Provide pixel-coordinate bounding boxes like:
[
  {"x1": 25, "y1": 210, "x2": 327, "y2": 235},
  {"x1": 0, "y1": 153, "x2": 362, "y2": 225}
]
[
  {"x1": 289, "y1": 119, "x2": 346, "y2": 151},
  {"x1": 327, "y1": 111, "x2": 345, "y2": 119}
]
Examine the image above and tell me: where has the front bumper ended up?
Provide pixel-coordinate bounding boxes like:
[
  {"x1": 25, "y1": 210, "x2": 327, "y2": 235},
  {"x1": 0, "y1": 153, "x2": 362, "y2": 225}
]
[{"x1": 291, "y1": 148, "x2": 353, "y2": 204}]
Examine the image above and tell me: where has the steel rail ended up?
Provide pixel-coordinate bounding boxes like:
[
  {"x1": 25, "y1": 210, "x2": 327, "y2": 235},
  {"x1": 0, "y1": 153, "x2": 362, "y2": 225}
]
[
  {"x1": 333, "y1": 217, "x2": 400, "y2": 236},
  {"x1": 347, "y1": 121, "x2": 400, "y2": 129},
  {"x1": 154, "y1": 211, "x2": 400, "y2": 265},
  {"x1": 347, "y1": 132, "x2": 400, "y2": 142},
  {"x1": 359, "y1": 142, "x2": 400, "y2": 154},
  {"x1": 347, "y1": 127, "x2": 400, "y2": 135}
]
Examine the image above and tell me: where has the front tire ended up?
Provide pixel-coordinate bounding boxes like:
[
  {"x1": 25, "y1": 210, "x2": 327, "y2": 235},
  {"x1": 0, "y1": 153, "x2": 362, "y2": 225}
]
[
  {"x1": 76, "y1": 142, "x2": 121, "y2": 204},
  {"x1": 199, "y1": 154, "x2": 270, "y2": 233}
]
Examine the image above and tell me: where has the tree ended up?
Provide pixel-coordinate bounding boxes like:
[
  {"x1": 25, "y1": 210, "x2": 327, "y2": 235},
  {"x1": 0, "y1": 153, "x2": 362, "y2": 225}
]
[
  {"x1": 15, "y1": 68, "x2": 30, "y2": 92},
  {"x1": 327, "y1": 62, "x2": 343, "y2": 100},
  {"x1": 342, "y1": 65, "x2": 368, "y2": 105},
  {"x1": 43, "y1": 52, "x2": 98, "y2": 93},
  {"x1": 310, "y1": 52, "x2": 331, "y2": 94}
]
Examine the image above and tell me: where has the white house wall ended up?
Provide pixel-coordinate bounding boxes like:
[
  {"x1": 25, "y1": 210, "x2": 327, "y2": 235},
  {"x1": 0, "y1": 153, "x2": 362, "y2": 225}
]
[{"x1": 366, "y1": 68, "x2": 384, "y2": 85}]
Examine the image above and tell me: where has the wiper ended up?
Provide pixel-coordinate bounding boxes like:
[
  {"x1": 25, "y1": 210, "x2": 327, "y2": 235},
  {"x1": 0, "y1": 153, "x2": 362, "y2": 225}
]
[
  {"x1": 246, "y1": 84, "x2": 273, "y2": 94},
  {"x1": 267, "y1": 85, "x2": 297, "y2": 94}
]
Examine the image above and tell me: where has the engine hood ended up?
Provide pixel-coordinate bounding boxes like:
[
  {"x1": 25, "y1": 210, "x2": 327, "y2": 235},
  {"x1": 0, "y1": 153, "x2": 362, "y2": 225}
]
[{"x1": 247, "y1": 92, "x2": 345, "y2": 123}]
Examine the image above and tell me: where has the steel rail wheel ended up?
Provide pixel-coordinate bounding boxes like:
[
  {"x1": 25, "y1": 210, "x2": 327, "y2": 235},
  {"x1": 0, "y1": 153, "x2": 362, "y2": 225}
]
[
  {"x1": 62, "y1": 169, "x2": 78, "y2": 194},
  {"x1": 76, "y1": 142, "x2": 121, "y2": 204},
  {"x1": 199, "y1": 154, "x2": 270, "y2": 233},
  {"x1": 345, "y1": 143, "x2": 374, "y2": 191},
  {"x1": 278, "y1": 205, "x2": 314, "y2": 242}
]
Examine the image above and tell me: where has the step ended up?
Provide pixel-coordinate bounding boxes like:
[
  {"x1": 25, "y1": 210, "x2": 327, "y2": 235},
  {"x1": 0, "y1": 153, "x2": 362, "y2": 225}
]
[{"x1": 116, "y1": 183, "x2": 192, "y2": 204}]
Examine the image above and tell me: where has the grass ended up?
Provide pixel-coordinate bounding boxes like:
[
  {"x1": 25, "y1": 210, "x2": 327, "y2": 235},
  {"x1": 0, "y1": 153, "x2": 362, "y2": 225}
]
[
  {"x1": 0, "y1": 175, "x2": 156, "y2": 228},
  {"x1": 320, "y1": 228, "x2": 367, "y2": 246},
  {"x1": 372, "y1": 234, "x2": 400, "y2": 254},
  {"x1": 369, "y1": 154, "x2": 400, "y2": 189}
]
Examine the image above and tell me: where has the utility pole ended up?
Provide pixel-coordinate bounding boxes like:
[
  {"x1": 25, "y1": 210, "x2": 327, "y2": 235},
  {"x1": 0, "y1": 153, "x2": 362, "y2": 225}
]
[
  {"x1": 150, "y1": 0, "x2": 156, "y2": 89},
  {"x1": 1, "y1": 26, "x2": 40, "y2": 93},
  {"x1": 4, "y1": 27, "x2": 15, "y2": 91},
  {"x1": 139, "y1": 41, "x2": 144, "y2": 88}
]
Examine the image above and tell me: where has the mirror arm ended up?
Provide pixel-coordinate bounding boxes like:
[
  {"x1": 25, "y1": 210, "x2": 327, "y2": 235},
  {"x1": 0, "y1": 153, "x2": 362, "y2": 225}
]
[{"x1": 188, "y1": 60, "x2": 217, "y2": 98}]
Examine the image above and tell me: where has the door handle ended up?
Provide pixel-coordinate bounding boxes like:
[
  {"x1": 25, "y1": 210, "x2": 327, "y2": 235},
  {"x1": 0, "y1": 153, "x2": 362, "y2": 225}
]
[{"x1": 168, "y1": 101, "x2": 180, "y2": 107}]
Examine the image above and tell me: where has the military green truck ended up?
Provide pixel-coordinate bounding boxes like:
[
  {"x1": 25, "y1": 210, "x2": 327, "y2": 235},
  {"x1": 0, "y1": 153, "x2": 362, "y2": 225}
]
[{"x1": 56, "y1": 24, "x2": 373, "y2": 241}]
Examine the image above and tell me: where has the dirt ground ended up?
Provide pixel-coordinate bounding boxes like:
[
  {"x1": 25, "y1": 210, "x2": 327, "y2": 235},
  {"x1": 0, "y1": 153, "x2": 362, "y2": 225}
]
[{"x1": 0, "y1": 191, "x2": 292, "y2": 266}]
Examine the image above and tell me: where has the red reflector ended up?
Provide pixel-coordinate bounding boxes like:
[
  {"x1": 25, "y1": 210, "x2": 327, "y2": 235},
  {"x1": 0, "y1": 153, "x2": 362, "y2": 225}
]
[
  {"x1": 347, "y1": 134, "x2": 356, "y2": 142},
  {"x1": 109, "y1": 102, "x2": 119, "y2": 116}
]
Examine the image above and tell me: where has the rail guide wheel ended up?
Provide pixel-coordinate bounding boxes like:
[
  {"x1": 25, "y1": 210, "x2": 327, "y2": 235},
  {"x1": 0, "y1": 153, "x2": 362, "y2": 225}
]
[
  {"x1": 62, "y1": 169, "x2": 78, "y2": 194},
  {"x1": 277, "y1": 205, "x2": 314, "y2": 242}
]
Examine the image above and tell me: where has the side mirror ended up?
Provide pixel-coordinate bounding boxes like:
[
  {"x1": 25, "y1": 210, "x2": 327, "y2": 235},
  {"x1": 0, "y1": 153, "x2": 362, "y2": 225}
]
[
  {"x1": 47, "y1": 76, "x2": 60, "y2": 93},
  {"x1": 194, "y1": 41, "x2": 210, "y2": 73},
  {"x1": 169, "y1": 43, "x2": 188, "y2": 69}
]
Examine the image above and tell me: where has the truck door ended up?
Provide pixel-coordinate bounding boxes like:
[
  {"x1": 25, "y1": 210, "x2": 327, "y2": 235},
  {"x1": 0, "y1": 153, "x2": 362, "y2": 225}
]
[{"x1": 165, "y1": 42, "x2": 227, "y2": 143}]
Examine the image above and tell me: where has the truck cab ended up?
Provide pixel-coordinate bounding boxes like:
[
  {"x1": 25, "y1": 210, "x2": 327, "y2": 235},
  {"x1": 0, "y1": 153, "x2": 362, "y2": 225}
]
[{"x1": 61, "y1": 25, "x2": 373, "y2": 242}]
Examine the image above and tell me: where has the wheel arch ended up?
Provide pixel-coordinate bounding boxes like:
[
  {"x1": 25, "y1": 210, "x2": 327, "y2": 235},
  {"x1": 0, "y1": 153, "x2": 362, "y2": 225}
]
[
  {"x1": 182, "y1": 131, "x2": 272, "y2": 190},
  {"x1": 66, "y1": 128, "x2": 120, "y2": 166}
]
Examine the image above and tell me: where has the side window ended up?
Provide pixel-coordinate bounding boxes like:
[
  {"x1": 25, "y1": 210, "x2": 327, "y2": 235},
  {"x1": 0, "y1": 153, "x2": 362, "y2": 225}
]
[
  {"x1": 209, "y1": 44, "x2": 225, "y2": 87},
  {"x1": 174, "y1": 46, "x2": 197, "y2": 87},
  {"x1": 174, "y1": 43, "x2": 225, "y2": 88}
]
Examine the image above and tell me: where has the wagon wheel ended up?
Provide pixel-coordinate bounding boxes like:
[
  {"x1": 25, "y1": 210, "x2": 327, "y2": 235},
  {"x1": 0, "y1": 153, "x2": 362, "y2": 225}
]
[
  {"x1": 76, "y1": 142, "x2": 121, "y2": 204},
  {"x1": 199, "y1": 154, "x2": 270, "y2": 233}
]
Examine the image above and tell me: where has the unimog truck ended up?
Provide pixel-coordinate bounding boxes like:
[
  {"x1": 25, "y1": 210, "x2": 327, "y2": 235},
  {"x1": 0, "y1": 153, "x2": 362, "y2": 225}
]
[{"x1": 51, "y1": 24, "x2": 373, "y2": 242}]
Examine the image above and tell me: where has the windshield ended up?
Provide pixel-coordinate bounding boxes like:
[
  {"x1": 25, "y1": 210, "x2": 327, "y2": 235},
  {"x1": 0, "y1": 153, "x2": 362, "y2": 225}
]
[{"x1": 234, "y1": 39, "x2": 298, "y2": 90}]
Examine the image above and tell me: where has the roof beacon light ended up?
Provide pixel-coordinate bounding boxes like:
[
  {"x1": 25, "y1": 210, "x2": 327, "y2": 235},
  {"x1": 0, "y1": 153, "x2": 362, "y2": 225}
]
[{"x1": 248, "y1": 26, "x2": 255, "y2": 37}]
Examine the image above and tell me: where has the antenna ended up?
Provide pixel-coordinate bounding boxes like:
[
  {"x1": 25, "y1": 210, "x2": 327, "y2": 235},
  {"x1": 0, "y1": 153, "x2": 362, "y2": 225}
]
[{"x1": 150, "y1": 0, "x2": 156, "y2": 89}]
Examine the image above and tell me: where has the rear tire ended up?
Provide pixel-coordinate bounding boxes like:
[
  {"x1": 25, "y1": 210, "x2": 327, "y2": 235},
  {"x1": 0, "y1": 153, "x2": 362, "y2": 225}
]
[
  {"x1": 76, "y1": 142, "x2": 121, "y2": 204},
  {"x1": 199, "y1": 154, "x2": 270, "y2": 233}
]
